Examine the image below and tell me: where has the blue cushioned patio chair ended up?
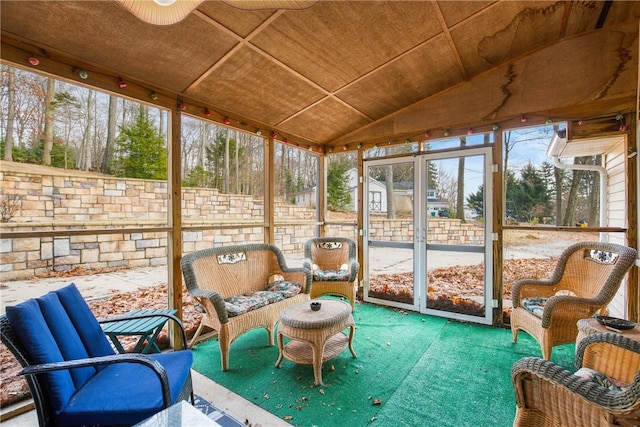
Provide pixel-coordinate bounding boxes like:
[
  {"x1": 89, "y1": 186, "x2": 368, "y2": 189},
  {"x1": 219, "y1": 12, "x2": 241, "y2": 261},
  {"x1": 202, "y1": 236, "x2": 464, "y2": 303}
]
[{"x1": 0, "y1": 283, "x2": 193, "y2": 427}]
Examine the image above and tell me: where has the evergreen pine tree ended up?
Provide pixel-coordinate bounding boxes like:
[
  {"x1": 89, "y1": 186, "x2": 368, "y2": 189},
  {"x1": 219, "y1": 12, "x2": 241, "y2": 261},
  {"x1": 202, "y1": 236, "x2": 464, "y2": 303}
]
[
  {"x1": 113, "y1": 107, "x2": 167, "y2": 179},
  {"x1": 466, "y1": 184, "x2": 484, "y2": 217},
  {"x1": 327, "y1": 158, "x2": 352, "y2": 211}
]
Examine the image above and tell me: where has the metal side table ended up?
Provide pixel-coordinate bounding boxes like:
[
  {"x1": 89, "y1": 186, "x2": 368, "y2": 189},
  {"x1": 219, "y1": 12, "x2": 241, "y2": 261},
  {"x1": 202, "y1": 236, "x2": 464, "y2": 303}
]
[{"x1": 101, "y1": 309, "x2": 177, "y2": 354}]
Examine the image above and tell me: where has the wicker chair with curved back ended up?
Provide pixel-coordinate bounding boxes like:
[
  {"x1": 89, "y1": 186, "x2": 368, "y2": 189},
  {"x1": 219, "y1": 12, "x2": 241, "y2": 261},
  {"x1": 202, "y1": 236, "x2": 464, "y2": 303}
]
[
  {"x1": 512, "y1": 332, "x2": 640, "y2": 427},
  {"x1": 303, "y1": 237, "x2": 359, "y2": 309},
  {"x1": 510, "y1": 241, "x2": 637, "y2": 360}
]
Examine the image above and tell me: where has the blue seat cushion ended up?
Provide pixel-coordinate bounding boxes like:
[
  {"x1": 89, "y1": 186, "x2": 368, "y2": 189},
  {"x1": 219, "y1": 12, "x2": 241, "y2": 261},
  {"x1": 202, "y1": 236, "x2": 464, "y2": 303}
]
[{"x1": 56, "y1": 350, "x2": 193, "y2": 426}]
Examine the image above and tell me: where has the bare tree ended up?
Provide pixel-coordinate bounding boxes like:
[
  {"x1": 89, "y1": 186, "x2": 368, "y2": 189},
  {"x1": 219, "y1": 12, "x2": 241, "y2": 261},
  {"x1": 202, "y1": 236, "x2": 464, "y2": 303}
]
[
  {"x1": 562, "y1": 157, "x2": 586, "y2": 226},
  {"x1": 224, "y1": 128, "x2": 230, "y2": 193},
  {"x1": 553, "y1": 166, "x2": 563, "y2": 225},
  {"x1": 52, "y1": 89, "x2": 82, "y2": 169},
  {"x1": 13, "y1": 70, "x2": 46, "y2": 150},
  {"x1": 4, "y1": 66, "x2": 15, "y2": 161},
  {"x1": 41, "y1": 77, "x2": 56, "y2": 165},
  {"x1": 385, "y1": 164, "x2": 396, "y2": 219},
  {"x1": 77, "y1": 89, "x2": 95, "y2": 171},
  {"x1": 435, "y1": 166, "x2": 457, "y2": 210},
  {"x1": 101, "y1": 95, "x2": 117, "y2": 173},
  {"x1": 586, "y1": 155, "x2": 601, "y2": 225},
  {"x1": 456, "y1": 137, "x2": 466, "y2": 220},
  {"x1": 198, "y1": 121, "x2": 207, "y2": 168},
  {"x1": 179, "y1": 116, "x2": 202, "y2": 179}
]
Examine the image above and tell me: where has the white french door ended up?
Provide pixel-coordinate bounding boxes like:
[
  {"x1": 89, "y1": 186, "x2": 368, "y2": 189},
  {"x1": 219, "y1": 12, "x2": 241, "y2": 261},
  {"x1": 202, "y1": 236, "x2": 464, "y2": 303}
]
[{"x1": 363, "y1": 147, "x2": 493, "y2": 324}]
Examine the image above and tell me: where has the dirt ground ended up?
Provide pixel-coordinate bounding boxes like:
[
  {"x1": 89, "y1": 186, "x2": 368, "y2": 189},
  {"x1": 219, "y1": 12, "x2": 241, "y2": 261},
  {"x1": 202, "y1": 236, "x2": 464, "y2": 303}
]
[{"x1": 503, "y1": 228, "x2": 597, "y2": 247}]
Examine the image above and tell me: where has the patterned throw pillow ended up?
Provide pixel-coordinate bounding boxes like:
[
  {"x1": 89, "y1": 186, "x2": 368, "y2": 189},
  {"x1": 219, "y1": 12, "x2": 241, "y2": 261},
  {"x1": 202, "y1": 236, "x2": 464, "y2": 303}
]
[
  {"x1": 265, "y1": 281, "x2": 302, "y2": 298},
  {"x1": 521, "y1": 298, "x2": 547, "y2": 318},
  {"x1": 224, "y1": 281, "x2": 302, "y2": 317},
  {"x1": 574, "y1": 367, "x2": 628, "y2": 391},
  {"x1": 269, "y1": 274, "x2": 284, "y2": 283}
]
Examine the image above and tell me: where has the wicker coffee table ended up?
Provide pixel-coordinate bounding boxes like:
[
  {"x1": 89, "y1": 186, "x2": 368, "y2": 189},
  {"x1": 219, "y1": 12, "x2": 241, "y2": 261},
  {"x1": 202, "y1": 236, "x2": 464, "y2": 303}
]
[{"x1": 275, "y1": 299, "x2": 356, "y2": 385}]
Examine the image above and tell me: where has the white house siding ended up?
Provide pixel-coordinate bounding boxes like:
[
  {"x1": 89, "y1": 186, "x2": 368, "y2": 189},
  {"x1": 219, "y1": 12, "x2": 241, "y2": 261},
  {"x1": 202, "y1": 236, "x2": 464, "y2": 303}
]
[{"x1": 604, "y1": 141, "x2": 628, "y2": 318}]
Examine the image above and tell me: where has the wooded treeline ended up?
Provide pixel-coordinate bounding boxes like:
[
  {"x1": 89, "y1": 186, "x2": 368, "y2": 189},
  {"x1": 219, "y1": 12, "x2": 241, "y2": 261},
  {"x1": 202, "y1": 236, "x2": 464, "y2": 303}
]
[
  {"x1": 1, "y1": 65, "x2": 600, "y2": 224},
  {"x1": 0, "y1": 65, "x2": 321, "y2": 203}
]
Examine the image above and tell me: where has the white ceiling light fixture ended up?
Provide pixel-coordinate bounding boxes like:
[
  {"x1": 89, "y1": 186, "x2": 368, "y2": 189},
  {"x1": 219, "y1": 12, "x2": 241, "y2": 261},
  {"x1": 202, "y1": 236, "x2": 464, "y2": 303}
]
[
  {"x1": 115, "y1": 0, "x2": 204, "y2": 25},
  {"x1": 115, "y1": 0, "x2": 317, "y2": 25},
  {"x1": 221, "y1": 1, "x2": 318, "y2": 10},
  {"x1": 153, "y1": 0, "x2": 177, "y2": 6}
]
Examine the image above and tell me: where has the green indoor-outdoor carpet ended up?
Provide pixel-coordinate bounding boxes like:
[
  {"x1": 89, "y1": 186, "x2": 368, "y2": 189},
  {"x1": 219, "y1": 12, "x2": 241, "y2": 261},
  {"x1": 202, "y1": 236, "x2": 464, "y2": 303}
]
[{"x1": 191, "y1": 303, "x2": 576, "y2": 427}]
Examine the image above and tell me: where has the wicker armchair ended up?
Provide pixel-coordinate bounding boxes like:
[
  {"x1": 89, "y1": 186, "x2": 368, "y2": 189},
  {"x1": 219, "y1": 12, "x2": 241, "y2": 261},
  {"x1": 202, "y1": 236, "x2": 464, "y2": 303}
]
[
  {"x1": 303, "y1": 237, "x2": 359, "y2": 309},
  {"x1": 512, "y1": 333, "x2": 640, "y2": 427},
  {"x1": 181, "y1": 243, "x2": 311, "y2": 370},
  {"x1": 511, "y1": 241, "x2": 637, "y2": 359}
]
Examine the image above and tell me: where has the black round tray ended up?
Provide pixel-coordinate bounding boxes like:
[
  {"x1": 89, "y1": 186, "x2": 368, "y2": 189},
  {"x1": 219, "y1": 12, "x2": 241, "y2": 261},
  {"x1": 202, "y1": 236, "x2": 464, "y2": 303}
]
[{"x1": 595, "y1": 315, "x2": 636, "y2": 330}]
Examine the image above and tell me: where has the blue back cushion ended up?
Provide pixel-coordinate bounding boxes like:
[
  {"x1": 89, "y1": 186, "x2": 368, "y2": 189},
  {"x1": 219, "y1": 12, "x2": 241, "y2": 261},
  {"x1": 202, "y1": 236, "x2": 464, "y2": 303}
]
[
  {"x1": 5, "y1": 283, "x2": 114, "y2": 413},
  {"x1": 6, "y1": 298, "x2": 76, "y2": 412},
  {"x1": 38, "y1": 292, "x2": 98, "y2": 387},
  {"x1": 56, "y1": 284, "x2": 115, "y2": 358}
]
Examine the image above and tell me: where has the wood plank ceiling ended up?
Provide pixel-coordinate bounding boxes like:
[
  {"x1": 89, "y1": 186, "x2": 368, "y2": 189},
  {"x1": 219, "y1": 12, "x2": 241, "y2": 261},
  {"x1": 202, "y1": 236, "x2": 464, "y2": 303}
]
[{"x1": 1, "y1": 1, "x2": 639, "y2": 151}]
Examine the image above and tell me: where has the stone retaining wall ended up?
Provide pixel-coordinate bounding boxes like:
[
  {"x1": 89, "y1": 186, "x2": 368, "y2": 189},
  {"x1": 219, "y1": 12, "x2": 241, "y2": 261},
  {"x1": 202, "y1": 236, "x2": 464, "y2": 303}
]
[{"x1": 0, "y1": 169, "x2": 483, "y2": 280}]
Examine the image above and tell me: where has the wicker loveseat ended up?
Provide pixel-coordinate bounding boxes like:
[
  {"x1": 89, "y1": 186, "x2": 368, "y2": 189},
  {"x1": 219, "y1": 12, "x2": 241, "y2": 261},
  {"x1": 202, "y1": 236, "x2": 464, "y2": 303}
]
[
  {"x1": 181, "y1": 243, "x2": 311, "y2": 370},
  {"x1": 512, "y1": 333, "x2": 640, "y2": 426}
]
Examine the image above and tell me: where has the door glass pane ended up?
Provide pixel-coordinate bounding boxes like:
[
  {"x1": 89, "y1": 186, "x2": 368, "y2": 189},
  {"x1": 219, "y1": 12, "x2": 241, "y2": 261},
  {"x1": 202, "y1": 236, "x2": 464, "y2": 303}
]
[
  {"x1": 425, "y1": 154, "x2": 486, "y2": 317},
  {"x1": 366, "y1": 162, "x2": 415, "y2": 305},
  {"x1": 326, "y1": 152, "x2": 358, "y2": 222}
]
